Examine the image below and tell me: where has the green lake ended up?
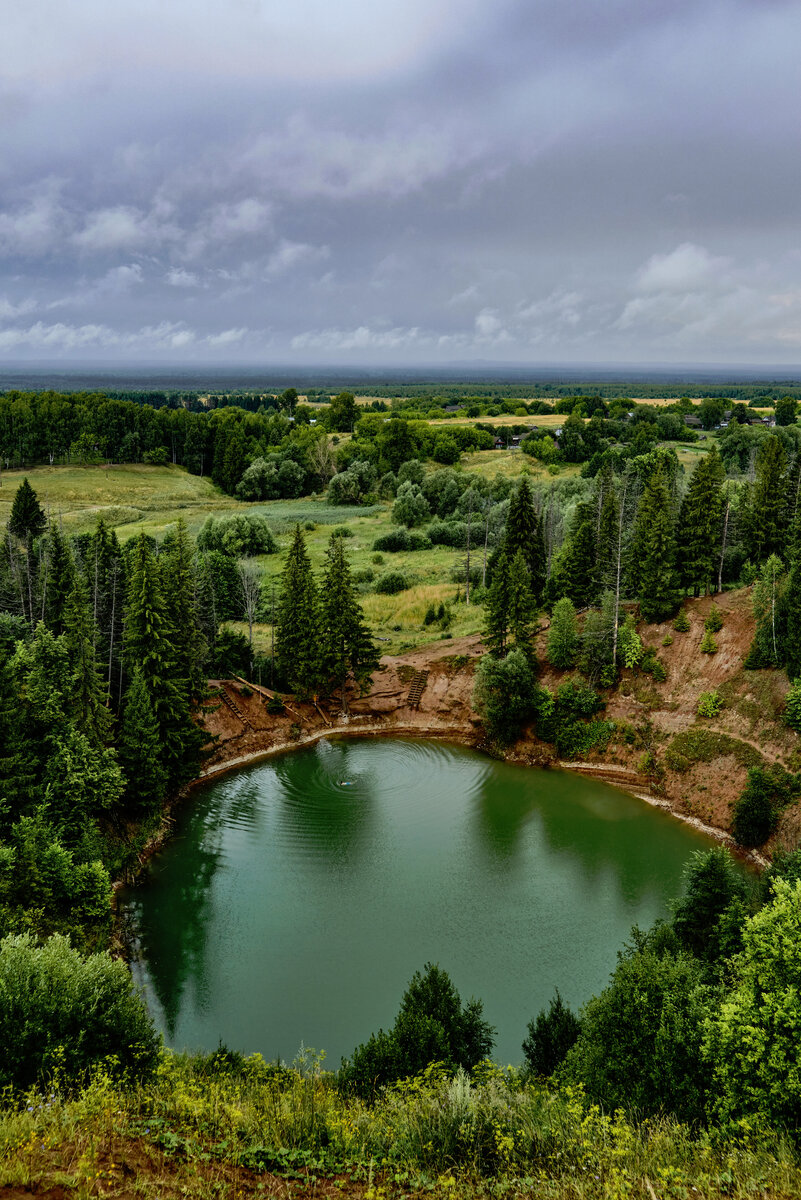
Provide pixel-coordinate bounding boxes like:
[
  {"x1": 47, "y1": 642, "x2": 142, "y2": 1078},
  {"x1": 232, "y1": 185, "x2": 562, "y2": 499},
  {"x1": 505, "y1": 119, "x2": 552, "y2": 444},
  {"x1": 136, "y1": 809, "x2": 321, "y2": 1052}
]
[{"x1": 124, "y1": 737, "x2": 718, "y2": 1066}]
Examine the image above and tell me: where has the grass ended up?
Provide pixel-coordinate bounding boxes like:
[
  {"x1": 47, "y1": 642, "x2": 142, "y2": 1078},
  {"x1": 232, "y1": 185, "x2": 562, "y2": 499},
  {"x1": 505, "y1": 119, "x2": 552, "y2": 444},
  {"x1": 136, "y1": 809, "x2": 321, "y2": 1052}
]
[
  {"x1": 0, "y1": 458, "x2": 530, "y2": 653},
  {"x1": 3, "y1": 1053, "x2": 801, "y2": 1199},
  {"x1": 664, "y1": 728, "x2": 764, "y2": 773}
]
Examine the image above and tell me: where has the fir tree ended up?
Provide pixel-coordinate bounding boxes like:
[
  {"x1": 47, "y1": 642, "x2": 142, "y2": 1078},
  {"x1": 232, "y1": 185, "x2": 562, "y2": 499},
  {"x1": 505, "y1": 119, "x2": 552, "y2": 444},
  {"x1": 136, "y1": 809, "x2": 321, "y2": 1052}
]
[
  {"x1": 504, "y1": 477, "x2": 546, "y2": 602},
  {"x1": 784, "y1": 555, "x2": 801, "y2": 679},
  {"x1": 8, "y1": 479, "x2": 46, "y2": 540},
  {"x1": 745, "y1": 436, "x2": 787, "y2": 564},
  {"x1": 595, "y1": 482, "x2": 620, "y2": 595},
  {"x1": 124, "y1": 534, "x2": 203, "y2": 786},
  {"x1": 507, "y1": 550, "x2": 537, "y2": 659},
  {"x1": 275, "y1": 525, "x2": 321, "y2": 696},
  {"x1": 547, "y1": 596, "x2": 579, "y2": 669},
  {"x1": 63, "y1": 575, "x2": 111, "y2": 746},
  {"x1": 117, "y1": 668, "x2": 167, "y2": 815},
  {"x1": 160, "y1": 518, "x2": 206, "y2": 698},
  {"x1": 319, "y1": 533, "x2": 378, "y2": 711},
  {"x1": 676, "y1": 445, "x2": 725, "y2": 596},
  {"x1": 41, "y1": 521, "x2": 75, "y2": 635},
  {"x1": 550, "y1": 506, "x2": 597, "y2": 608},
  {"x1": 632, "y1": 469, "x2": 679, "y2": 623},
  {"x1": 483, "y1": 546, "x2": 512, "y2": 657}
]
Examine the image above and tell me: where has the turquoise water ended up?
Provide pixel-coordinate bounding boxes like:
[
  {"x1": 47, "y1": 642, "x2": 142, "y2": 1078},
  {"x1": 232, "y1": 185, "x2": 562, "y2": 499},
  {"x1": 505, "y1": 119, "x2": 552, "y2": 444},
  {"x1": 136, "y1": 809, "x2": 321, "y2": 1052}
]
[{"x1": 124, "y1": 738, "x2": 718, "y2": 1066}]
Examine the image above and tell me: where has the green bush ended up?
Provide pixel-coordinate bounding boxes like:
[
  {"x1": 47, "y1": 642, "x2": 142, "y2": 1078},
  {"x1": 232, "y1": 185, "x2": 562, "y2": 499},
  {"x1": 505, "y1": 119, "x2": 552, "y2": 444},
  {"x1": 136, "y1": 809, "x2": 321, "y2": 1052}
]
[
  {"x1": 0, "y1": 934, "x2": 160, "y2": 1091},
  {"x1": 472, "y1": 650, "x2": 540, "y2": 746},
  {"x1": 700, "y1": 629, "x2": 718, "y2": 653},
  {"x1": 197, "y1": 513, "x2": 278, "y2": 558},
  {"x1": 732, "y1": 764, "x2": 801, "y2": 847},
  {"x1": 705, "y1": 605, "x2": 724, "y2": 633},
  {"x1": 372, "y1": 530, "x2": 431, "y2": 552},
  {"x1": 673, "y1": 609, "x2": 691, "y2": 632},
  {"x1": 523, "y1": 991, "x2": 581, "y2": 1078},
  {"x1": 783, "y1": 680, "x2": 801, "y2": 732},
  {"x1": 696, "y1": 690, "x2": 724, "y2": 719},
  {"x1": 374, "y1": 572, "x2": 409, "y2": 595},
  {"x1": 339, "y1": 963, "x2": 495, "y2": 1101}
]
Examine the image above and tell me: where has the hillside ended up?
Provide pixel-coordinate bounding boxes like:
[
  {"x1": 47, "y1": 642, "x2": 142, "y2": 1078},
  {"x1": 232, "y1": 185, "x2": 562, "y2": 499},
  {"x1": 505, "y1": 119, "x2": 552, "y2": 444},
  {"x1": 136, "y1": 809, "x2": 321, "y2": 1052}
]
[{"x1": 196, "y1": 585, "x2": 794, "y2": 860}]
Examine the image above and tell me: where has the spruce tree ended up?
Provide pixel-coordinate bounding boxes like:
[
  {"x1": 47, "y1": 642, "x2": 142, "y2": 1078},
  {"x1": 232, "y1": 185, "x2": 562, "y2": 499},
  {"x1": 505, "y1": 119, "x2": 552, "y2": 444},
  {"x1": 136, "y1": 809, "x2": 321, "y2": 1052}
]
[
  {"x1": 784, "y1": 555, "x2": 801, "y2": 678},
  {"x1": 8, "y1": 479, "x2": 46, "y2": 540},
  {"x1": 745, "y1": 436, "x2": 787, "y2": 564},
  {"x1": 595, "y1": 483, "x2": 620, "y2": 595},
  {"x1": 676, "y1": 446, "x2": 725, "y2": 596},
  {"x1": 550, "y1": 506, "x2": 597, "y2": 608},
  {"x1": 160, "y1": 518, "x2": 206, "y2": 698},
  {"x1": 483, "y1": 546, "x2": 512, "y2": 657},
  {"x1": 124, "y1": 534, "x2": 202, "y2": 786},
  {"x1": 319, "y1": 533, "x2": 378, "y2": 711},
  {"x1": 507, "y1": 550, "x2": 537, "y2": 659},
  {"x1": 547, "y1": 597, "x2": 579, "y2": 669},
  {"x1": 118, "y1": 668, "x2": 167, "y2": 814},
  {"x1": 504, "y1": 477, "x2": 546, "y2": 602},
  {"x1": 275, "y1": 525, "x2": 321, "y2": 696},
  {"x1": 632, "y1": 469, "x2": 679, "y2": 623},
  {"x1": 41, "y1": 521, "x2": 75, "y2": 635},
  {"x1": 63, "y1": 575, "x2": 111, "y2": 746}
]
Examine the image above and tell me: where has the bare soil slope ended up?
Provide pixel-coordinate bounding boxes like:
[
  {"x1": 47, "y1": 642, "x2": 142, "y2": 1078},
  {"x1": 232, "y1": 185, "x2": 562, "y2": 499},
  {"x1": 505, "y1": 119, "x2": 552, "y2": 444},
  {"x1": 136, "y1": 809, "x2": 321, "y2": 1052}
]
[{"x1": 197, "y1": 588, "x2": 800, "y2": 856}]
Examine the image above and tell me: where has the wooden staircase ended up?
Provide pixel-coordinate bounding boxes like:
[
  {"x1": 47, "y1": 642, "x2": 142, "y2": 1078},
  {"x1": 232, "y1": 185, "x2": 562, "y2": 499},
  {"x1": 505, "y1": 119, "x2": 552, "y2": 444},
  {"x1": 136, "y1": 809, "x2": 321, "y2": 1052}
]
[
  {"x1": 219, "y1": 687, "x2": 254, "y2": 732},
  {"x1": 406, "y1": 670, "x2": 429, "y2": 709}
]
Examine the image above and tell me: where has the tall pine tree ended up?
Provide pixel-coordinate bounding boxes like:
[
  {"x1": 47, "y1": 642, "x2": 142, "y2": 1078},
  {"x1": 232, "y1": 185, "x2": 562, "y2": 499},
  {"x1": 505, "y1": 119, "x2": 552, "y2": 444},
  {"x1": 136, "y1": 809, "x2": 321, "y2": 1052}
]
[
  {"x1": 504, "y1": 477, "x2": 546, "y2": 602},
  {"x1": 275, "y1": 525, "x2": 321, "y2": 696},
  {"x1": 117, "y1": 668, "x2": 167, "y2": 815},
  {"x1": 745, "y1": 436, "x2": 787, "y2": 564},
  {"x1": 319, "y1": 533, "x2": 378, "y2": 711},
  {"x1": 676, "y1": 445, "x2": 725, "y2": 596},
  {"x1": 8, "y1": 479, "x2": 46, "y2": 540},
  {"x1": 631, "y1": 468, "x2": 679, "y2": 622},
  {"x1": 63, "y1": 575, "x2": 111, "y2": 746}
]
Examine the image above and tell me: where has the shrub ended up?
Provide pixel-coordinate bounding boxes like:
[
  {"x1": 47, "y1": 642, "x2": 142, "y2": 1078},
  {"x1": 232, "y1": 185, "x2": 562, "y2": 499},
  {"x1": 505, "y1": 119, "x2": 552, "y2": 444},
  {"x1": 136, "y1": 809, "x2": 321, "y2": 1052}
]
[
  {"x1": 673, "y1": 609, "x2": 691, "y2": 632},
  {"x1": 700, "y1": 629, "x2": 718, "y2": 653},
  {"x1": 784, "y1": 680, "x2": 801, "y2": 732},
  {"x1": 197, "y1": 513, "x2": 278, "y2": 558},
  {"x1": 617, "y1": 614, "x2": 643, "y2": 669},
  {"x1": 372, "y1": 530, "x2": 431, "y2": 552},
  {"x1": 332, "y1": 525, "x2": 353, "y2": 537},
  {"x1": 562, "y1": 948, "x2": 711, "y2": 1124},
  {"x1": 392, "y1": 482, "x2": 430, "y2": 528},
  {"x1": 546, "y1": 597, "x2": 579, "y2": 669},
  {"x1": 339, "y1": 963, "x2": 495, "y2": 1100},
  {"x1": 374, "y1": 572, "x2": 409, "y2": 595},
  {"x1": 651, "y1": 660, "x2": 668, "y2": 683},
  {"x1": 705, "y1": 605, "x2": 724, "y2": 633},
  {"x1": 662, "y1": 633, "x2": 673, "y2": 647},
  {"x1": 523, "y1": 991, "x2": 581, "y2": 1078},
  {"x1": 732, "y1": 764, "x2": 801, "y2": 847},
  {"x1": 472, "y1": 650, "x2": 540, "y2": 746},
  {"x1": 0, "y1": 934, "x2": 160, "y2": 1091},
  {"x1": 696, "y1": 690, "x2": 723, "y2": 718}
]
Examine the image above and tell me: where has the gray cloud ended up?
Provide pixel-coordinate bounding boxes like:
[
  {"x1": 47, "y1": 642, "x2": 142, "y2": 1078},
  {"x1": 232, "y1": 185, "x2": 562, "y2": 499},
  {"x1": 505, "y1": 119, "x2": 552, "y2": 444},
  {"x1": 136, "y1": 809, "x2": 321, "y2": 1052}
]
[{"x1": 1, "y1": 0, "x2": 800, "y2": 363}]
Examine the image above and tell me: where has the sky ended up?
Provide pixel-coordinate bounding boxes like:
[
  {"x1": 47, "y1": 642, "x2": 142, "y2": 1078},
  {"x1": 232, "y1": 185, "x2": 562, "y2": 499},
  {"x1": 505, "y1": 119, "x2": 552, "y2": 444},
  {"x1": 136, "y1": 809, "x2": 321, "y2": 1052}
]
[{"x1": 1, "y1": 0, "x2": 801, "y2": 368}]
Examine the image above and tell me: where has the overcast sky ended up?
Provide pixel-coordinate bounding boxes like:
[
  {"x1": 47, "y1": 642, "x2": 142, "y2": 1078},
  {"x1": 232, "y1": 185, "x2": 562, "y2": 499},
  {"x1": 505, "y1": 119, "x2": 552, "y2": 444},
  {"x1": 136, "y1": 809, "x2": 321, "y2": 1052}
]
[{"x1": 1, "y1": 0, "x2": 801, "y2": 367}]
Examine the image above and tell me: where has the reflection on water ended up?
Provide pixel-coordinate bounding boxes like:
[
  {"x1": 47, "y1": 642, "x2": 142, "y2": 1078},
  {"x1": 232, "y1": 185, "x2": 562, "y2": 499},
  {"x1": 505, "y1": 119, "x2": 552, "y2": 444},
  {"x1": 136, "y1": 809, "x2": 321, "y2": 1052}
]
[{"x1": 123, "y1": 738, "x2": 722, "y2": 1063}]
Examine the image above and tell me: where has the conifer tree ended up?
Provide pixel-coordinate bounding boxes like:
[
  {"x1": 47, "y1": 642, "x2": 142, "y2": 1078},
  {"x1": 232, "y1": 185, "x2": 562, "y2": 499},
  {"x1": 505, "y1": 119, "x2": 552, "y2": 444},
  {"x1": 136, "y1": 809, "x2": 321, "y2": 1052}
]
[
  {"x1": 595, "y1": 483, "x2": 620, "y2": 595},
  {"x1": 631, "y1": 469, "x2": 679, "y2": 622},
  {"x1": 508, "y1": 550, "x2": 537, "y2": 659},
  {"x1": 160, "y1": 518, "x2": 206, "y2": 698},
  {"x1": 275, "y1": 525, "x2": 321, "y2": 696},
  {"x1": 676, "y1": 445, "x2": 725, "y2": 596},
  {"x1": 783, "y1": 555, "x2": 801, "y2": 679},
  {"x1": 745, "y1": 436, "x2": 787, "y2": 564},
  {"x1": 8, "y1": 479, "x2": 46, "y2": 540},
  {"x1": 550, "y1": 506, "x2": 597, "y2": 609},
  {"x1": 504, "y1": 477, "x2": 546, "y2": 602},
  {"x1": 319, "y1": 533, "x2": 378, "y2": 711},
  {"x1": 117, "y1": 668, "x2": 167, "y2": 814},
  {"x1": 40, "y1": 521, "x2": 75, "y2": 634},
  {"x1": 85, "y1": 519, "x2": 125, "y2": 705},
  {"x1": 124, "y1": 534, "x2": 202, "y2": 786},
  {"x1": 547, "y1": 597, "x2": 579, "y2": 669},
  {"x1": 63, "y1": 575, "x2": 111, "y2": 746},
  {"x1": 484, "y1": 546, "x2": 512, "y2": 656}
]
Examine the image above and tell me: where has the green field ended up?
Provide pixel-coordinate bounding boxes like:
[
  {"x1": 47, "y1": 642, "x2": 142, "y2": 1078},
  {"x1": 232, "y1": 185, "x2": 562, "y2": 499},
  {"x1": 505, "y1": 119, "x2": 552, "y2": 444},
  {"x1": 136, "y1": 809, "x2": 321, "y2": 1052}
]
[{"x1": 0, "y1": 463, "x2": 495, "y2": 655}]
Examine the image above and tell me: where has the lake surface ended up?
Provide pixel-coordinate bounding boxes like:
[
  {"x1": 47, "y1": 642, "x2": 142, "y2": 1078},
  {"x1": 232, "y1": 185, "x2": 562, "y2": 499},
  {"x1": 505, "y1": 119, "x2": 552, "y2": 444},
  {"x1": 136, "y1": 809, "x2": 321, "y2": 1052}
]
[{"x1": 124, "y1": 738, "x2": 719, "y2": 1066}]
